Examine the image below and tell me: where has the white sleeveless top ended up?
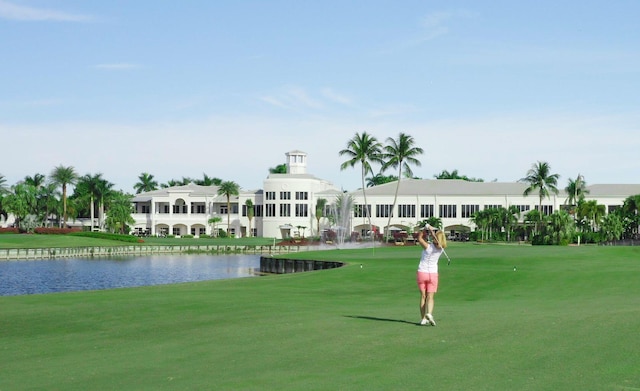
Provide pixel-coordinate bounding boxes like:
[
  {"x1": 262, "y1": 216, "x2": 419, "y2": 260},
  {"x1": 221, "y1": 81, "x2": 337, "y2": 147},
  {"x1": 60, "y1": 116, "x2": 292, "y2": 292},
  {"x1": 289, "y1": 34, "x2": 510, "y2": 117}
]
[{"x1": 417, "y1": 243, "x2": 443, "y2": 273}]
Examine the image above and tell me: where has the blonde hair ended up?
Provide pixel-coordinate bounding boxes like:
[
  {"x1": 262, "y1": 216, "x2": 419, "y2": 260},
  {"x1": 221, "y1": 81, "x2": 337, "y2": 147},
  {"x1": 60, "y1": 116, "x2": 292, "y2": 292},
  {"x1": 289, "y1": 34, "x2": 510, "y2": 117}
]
[{"x1": 435, "y1": 231, "x2": 447, "y2": 249}]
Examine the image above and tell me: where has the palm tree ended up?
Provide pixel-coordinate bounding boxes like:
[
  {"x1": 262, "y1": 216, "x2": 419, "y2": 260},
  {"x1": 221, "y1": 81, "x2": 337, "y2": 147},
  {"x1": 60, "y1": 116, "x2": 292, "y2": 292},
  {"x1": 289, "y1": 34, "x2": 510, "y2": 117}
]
[
  {"x1": 366, "y1": 173, "x2": 397, "y2": 187},
  {"x1": 49, "y1": 165, "x2": 78, "y2": 227},
  {"x1": 315, "y1": 198, "x2": 327, "y2": 237},
  {"x1": 104, "y1": 191, "x2": 134, "y2": 234},
  {"x1": 520, "y1": 161, "x2": 559, "y2": 234},
  {"x1": 134, "y1": 172, "x2": 159, "y2": 194},
  {"x1": 381, "y1": 132, "x2": 423, "y2": 240},
  {"x1": 434, "y1": 169, "x2": 484, "y2": 182},
  {"x1": 195, "y1": 173, "x2": 222, "y2": 186},
  {"x1": 565, "y1": 174, "x2": 589, "y2": 212},
  {"x1": 622, "y1": 195, "x2": 640, "y2": 238},
  {"x1": 217, "y1": 181, "x2": 240, "y2": 235},
  {"x1": 269, "y1": 164, "x2": 287, "y2": 174},
  {"x1": 208, "y1": 216, "x2": 222, "y2": 237},
  {"x1": 339, "y1": 132, "x2": 384, "y2": 240},
  {"x1": 24, "y1": 173, "x2": 46, "y2": 188},
  {"x1": 75, "y1": 173, "x2": 106, "y2": 231},
  {"x1": 245, "y1": 199, "x2": 254, "y2": 237}
]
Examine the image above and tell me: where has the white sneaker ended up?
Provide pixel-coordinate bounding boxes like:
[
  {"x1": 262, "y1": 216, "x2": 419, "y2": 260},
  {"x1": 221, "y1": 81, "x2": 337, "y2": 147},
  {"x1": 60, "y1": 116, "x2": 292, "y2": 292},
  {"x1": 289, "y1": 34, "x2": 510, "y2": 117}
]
[
  {"x1": 426, "y1": 313, "x2": 436, "y2": 326},
  {"x1": 420, "y1": 318, "x2": 428, "y2": 326}
]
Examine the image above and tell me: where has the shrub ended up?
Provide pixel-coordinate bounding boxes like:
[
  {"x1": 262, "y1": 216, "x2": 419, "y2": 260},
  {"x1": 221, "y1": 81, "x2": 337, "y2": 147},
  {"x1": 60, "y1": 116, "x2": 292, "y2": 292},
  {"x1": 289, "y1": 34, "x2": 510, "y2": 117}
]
[
  {"x1": 0, "y1": 227, "x2": 19, "y2": 234},
  {"x1": 69, "y1": 231, "x2": 141, "y2": 244},
  {"x1": 182, "y1": 235, "x2": 194, "y2": 239}
]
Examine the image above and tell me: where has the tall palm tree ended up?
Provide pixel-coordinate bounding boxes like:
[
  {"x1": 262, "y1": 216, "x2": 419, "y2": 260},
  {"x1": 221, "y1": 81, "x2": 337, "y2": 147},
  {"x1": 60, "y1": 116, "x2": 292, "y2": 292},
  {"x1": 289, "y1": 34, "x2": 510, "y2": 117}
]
[
  {"x1": 339, "y1": 132, "x2": 384, "y2": 240},
  {"x1": 134, "y1": 172, "x2": 159, "y2": 194},
  {"x1": 49, "y1": 165, "x2": 78, "y2": 227},
  {"x1": 520, "y1": 161, "x2": 560, "y2": 234},
  {"x1": 381, "y1": 132, "x2": 423, "y2": 240},
  {"x1": 217, "y1": 181, "x2": 239, "y2": 235},
  {"x1": 565, "y1": 174, "x2": 589, "y2": 212},
  {"x1": 315, "y1": 198, "x2": 327, "y2": 236},
  {"x1": 96, "y1": 178, "x2": 115, "y2": 230},
  {"x1": 76, "y1": 173, "x2": 105, "y2": 231},
  {"x1": 245, "y1": 199, "x2": 254, "y2": 237}
]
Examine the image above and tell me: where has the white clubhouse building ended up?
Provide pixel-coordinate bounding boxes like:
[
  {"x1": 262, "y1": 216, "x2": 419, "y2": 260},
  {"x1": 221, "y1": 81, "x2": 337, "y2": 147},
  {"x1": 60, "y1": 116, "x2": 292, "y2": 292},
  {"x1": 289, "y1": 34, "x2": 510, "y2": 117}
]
[{"x1": 131, "y1": 150, "x2": 640, "y2": 239}]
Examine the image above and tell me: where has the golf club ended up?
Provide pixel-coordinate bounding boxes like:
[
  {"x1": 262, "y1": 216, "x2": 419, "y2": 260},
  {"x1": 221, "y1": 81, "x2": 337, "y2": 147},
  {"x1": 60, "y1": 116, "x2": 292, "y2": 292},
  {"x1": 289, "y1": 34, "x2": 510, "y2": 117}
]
[{"x1": 442, "y1": 249, "x2": 452, "y2": 265}]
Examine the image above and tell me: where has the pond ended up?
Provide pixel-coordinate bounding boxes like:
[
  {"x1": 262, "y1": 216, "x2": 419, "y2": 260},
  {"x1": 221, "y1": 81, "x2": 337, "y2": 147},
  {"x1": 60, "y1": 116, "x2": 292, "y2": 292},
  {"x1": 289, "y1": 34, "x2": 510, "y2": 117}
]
[{"x1": 0, "y1": 254, "x2": 260, "y2": 296}]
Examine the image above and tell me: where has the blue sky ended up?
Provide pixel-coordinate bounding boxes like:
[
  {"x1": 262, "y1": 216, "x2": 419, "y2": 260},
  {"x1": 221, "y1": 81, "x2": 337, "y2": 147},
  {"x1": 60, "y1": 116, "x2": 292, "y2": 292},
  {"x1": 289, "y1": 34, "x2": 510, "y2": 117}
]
[{"x1": 1, "y1": 0, "x2": 639, "y2": 192}]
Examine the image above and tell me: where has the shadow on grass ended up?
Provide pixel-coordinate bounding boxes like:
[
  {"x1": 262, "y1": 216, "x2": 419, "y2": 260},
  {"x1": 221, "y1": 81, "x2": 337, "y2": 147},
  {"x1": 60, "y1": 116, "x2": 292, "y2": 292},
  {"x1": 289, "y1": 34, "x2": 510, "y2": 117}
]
[{"x1": 344, "y1": 315, "x2": 420, "y2": 326}]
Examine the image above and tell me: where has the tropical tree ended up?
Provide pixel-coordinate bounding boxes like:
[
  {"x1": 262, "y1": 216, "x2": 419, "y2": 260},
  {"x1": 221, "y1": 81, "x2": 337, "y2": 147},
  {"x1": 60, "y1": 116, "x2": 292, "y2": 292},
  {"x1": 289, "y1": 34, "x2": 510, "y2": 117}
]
[
  {"x1": 565, "y1": 174, "x2": 588, "y2": 209},
  {"x1": 269, "y1": 164, "x2": 287, "y2": 174},
  {"x1": 208, "y1": 216, "x2": 222, "y2": 237},
  {"x1": 104, "y1": 191, "x2": 135, "y2": 234},
  {"x1": 578, "y1": 200, "x2": 606, "y2": 233},
  {"x1": 245, "y1": 199, "x2": 254, "y2": 237},
  {"x1": 134, "y1": 172, "x2": 159, "y2": 194},
  {"x1": 381, "y1": 132, "x2": 423, "y2": 240},
  {"x1": 434, "y1": 169, "x2": 484, "y2": 182},
  {"x1": 547, "y1": 210, "x2": 575, "y2": 245},
  {"x1": 315, "y1": 198, "x2": 328, "y2": 236},
  {"x1": 621, "y1": 195, "x2": 640, "y2": 238},
  {"x1": 339, "y1": 132, "x2": 384, "y2": 240},
  {"x1": 49, "y1": 165, "x2": 78, "y2": 227},
  {"x1": 0, "y1": 174, "x2": 8, "y2": 222},
  {"x1": 520, "y1": 161, "x2": 559, "y2": 234},
  {"x1": 3, "y1": 183, "x2": 38, "y2": 229},
  {"x1": 217, "y1": 181, "x2": 240, "y2": 235},
  {"x1": 366, "y1": 173, "x2": 398, "y2": 187},
  {"x1": 195, "y1": 174, "x2": 222, "y2": 186},
  {"x1": 24, "y1": 173, "x2": 46, "y2": 188},
  {"x1": 600, "y1": 212, "x2": 624, "y2": 243},
  {"x1": 74, "y1": 173, "x2": 109, "y2": 231}
]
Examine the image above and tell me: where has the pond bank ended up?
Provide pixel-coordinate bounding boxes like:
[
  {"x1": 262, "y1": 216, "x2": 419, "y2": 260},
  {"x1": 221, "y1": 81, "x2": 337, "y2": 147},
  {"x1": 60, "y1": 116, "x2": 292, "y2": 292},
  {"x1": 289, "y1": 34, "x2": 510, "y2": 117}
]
[{"x1": 1, "y1": 245, "x2": 302, "y2": 261}]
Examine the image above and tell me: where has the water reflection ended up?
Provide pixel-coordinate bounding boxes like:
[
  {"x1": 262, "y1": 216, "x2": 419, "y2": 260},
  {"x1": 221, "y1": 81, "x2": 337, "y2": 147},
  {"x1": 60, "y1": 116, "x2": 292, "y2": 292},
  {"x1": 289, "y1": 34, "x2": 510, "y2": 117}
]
[{"x1": 0, "y1": 254, "x2": 260, "y2": 296}]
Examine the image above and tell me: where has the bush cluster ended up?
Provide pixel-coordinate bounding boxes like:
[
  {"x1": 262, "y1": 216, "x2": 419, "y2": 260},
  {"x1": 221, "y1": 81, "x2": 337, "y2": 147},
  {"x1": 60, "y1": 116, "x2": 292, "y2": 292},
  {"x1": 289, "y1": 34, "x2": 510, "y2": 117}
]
[
  {"x1": 0, "y1": 227, "x2": 20, "y2": 234},
  {"x1": 69, "y1": 231, "x2": 142, "y2": 244}
]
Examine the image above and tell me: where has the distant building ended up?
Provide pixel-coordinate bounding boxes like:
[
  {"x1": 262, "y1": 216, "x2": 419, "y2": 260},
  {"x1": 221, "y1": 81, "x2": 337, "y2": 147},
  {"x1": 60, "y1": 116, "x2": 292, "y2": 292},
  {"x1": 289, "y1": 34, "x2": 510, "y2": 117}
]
[{"x1": 130, "y1": 150, "x2": 640, "y2": 239}]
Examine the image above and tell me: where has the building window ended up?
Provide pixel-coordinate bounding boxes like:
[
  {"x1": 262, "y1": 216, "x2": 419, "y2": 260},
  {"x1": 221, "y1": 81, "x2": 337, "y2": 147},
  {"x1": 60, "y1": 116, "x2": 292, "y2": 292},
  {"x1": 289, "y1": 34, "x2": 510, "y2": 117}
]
[
  {"x1": 295, "y1": 204, "x2": 308, "y2": 217},
  {"x1": 420, "y1": 204, "x2": 434, "y2": 218},
  {"x1": 295, "y1": 191, "x2": 308, "y2": 200},
  {"x1": 232, "y1": 205, "x2": 238, "y2": 214},
  {"x1": 462, "y1": 204, "x2": 479, "y2": 218},
  {"x1": 265, "y1": 204, "x2": 276, "y2": 217},
  {"x1": 141, "y1": 205, "x2": 150, "y2": 214},
  {"x1": 220, "y1": 205, "x2": 228, "y2": 214},
  {"x1": 172, "y1": 227, "x2": 181, "y2": 236},
  {"x1": 485, "y1": 204, "x2": 501, "y2": 210},
  {"x1": 608, "y1": 205, "x2": 619, "y2": 214},
  {"x1": 536, "y1": 205, "x2": 553, "y2": 215},
  {"x1": 354, "y1": 204, "x2": 371, "y2": 218},
  {"x1": 439, "y1": 204, "x2": 457, "y2": 218},
  {"x1": 280, "y1": 191, "x2": 291, "y2": 200},
  {"x1": 398, "y1": 204, "x2": 415, "y2": 218},
  {"x1": 191, "y1": 203, "x2": 206, "y2": 214},
  {"x1": 280, "y1": 203, "x2": 291, "y2": 217},
  {"x1": 255, "y1": 205, "x2": 263, "y2": 217},
  {"x1": 514, "y1": 205, "x2": 530, "y2": 213},
  {"x1": 265, "y1": 191, "x2": 276, "y2": 200},
  {"x1": 376, "y1": 204, "x2": 393, "y2": 218}
]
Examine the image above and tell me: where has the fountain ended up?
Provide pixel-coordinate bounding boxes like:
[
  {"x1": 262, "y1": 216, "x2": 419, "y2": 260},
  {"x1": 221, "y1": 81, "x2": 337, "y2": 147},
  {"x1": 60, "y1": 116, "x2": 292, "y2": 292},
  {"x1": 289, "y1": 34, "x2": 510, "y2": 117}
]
[{"x1": 324, "y1": 193, "x2": 355, "y2": 248}]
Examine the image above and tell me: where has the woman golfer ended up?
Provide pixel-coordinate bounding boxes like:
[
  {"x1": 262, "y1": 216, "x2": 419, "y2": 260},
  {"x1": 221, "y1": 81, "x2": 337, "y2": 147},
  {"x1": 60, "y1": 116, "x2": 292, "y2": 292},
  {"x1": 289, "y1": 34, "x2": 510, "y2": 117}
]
[{"x1": 416, "y1": 224, "x2": 447, "y2": 326}]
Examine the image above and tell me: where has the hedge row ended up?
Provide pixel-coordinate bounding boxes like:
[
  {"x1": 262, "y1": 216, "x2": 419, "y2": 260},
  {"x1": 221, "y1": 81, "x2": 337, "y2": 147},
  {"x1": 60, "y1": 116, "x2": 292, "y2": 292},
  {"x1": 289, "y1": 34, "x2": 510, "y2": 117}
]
[
  {"x1": 0, "y1": 227, "x2": 19, "y2": 234},
  {"x1": 69, "y1": 231, "x2": 143, "y2": 244}
]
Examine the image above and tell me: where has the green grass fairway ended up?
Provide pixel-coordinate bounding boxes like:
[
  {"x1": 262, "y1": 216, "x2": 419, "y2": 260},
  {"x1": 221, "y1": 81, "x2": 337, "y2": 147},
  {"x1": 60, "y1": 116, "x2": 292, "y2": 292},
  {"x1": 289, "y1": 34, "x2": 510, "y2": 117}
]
[{"x1": 1, "y1": 244, "x2": 639, "y2": 390}]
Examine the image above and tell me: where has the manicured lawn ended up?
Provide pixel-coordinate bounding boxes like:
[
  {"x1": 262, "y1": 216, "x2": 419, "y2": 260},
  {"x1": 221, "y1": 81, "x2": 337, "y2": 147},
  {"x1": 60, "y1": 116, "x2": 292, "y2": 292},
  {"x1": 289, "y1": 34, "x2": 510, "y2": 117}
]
[
  {"x1": 1, "y1": 244, "x2": 639, "y2": 390},
  {"x1": 0, "y1": 234, "x2": 275, "y2": 249}
]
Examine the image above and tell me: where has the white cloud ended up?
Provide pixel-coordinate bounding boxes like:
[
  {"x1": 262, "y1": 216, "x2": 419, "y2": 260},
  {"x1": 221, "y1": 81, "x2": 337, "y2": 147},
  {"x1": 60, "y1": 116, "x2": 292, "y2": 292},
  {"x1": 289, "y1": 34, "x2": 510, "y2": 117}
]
[
  {"x1": 320, "y1": 88, "x2": 353, "y2": 106},
  {"x1": 0, "y1": 0, "x2": 91, "y2": 22}
]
